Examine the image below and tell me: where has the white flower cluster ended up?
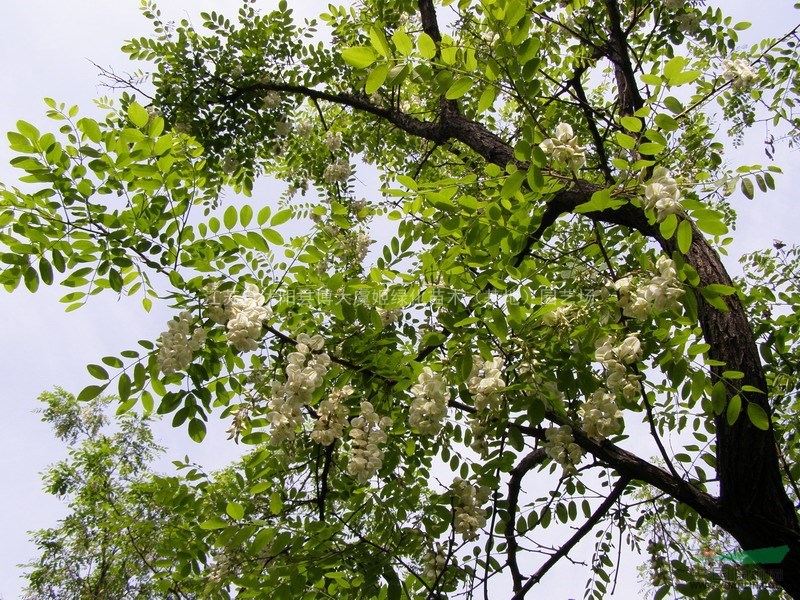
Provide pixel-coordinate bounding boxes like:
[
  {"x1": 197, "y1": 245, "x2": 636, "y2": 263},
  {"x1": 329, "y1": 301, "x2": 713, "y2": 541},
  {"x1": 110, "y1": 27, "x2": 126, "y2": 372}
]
[
  {"x1": 275, "y1": 121, "x2": 292, "y2": 137},
  {"x1": 539, "y1": 123, "x2": 586, "y2": 170},
  {"x1": 311, "y1": 385, "x2": 353, "y2": 446},
  {"x1": 468, "y1": 355, "x2": 506, "y2": 412},
  {"x1": 226, "y1": 284, "x2": 273, "y2": 352},
  {"x1": 157, "y1": 311, "x2": 206, "y2": 375},
  {"x1": 262, "y1": 91, "x2": 281, "y2": 109},
  {"x1": 580, "y1": 388, "x2": 623, "y2": 439},
  {"x1": 721, "y1": 59, "x2": 758, "y2": 90},
  {"x1": 422, "y1": 543, "x2": 448, "y2": 580},
  {"x1": 323, "y1": 159, "x2": 351, "y2": 183},
  {"x1": 324, "y1": 131, "x2": 342, "y2": 152},
  {"x1": 226, "y1": 404, "x2": 251, "y2": 443},
  {"x1": 451, "y1": 478, "x2": 490, "y2": 541},
  {"x1": 543, "y1": 425, "x2": 583, "y2": 474},
  {"x1": 613, "y1": 256, "x2": 683, "y2": 320},
  {"x1": 409, "y1": 367, "x2": 450, "y2": 435},
  {"x1": 643, "y1": 167, "x2": 682, "y2": 222},
  {"x1": 595, "y1": 334, "x2": 642, "y2": 400},
  {"x1": 348, "y1": 401, "x2": 392, "y2": 483},
  {"x1": 267, "y1": 334, "x2": 331, "y2": 447},
  {"x1": 378, "y1": 307, "x2": 402, "y2": 326},
  {"x1": 542, "y1": 305, "x2": 573, "y2": 328},
  {"x1": 295, "y1": 121, "x2": 313, "y2": 138}
]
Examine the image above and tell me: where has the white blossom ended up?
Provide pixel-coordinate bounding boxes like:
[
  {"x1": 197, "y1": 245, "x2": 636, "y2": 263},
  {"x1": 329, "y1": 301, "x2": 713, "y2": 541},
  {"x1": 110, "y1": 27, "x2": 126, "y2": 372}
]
[
  {"x1": 224, "y1": 283, "x2": 272, "y2": 352},
  {"x1": 267, "y1": 334, "x2": 330, "y2": 446},
  {"x1": 423, "y1": 543, "x2": 448, "y2": 580},
  {"x1": 324, "y1": 130, "x2": 342, "y2": 152},
  {"x1": 262, "y1": 91, "x2": 281, "y2": 109},
  {"x1": 323, "y1": 159, "x2": 351, "y2": 183},
  {"x1": 539, "y1": 122, "x2": 586, "y2": 170},
  {"x1": 451, "y1": 478, "x2": 490, "y2": 541},
  {"x1": 643, "y1": 167, "x2": 682, "y2": 222},
  {"x1": 409, "y1": 367, "x2": 450, "y2": 435},
  {"x1": 311, "y1": 385, "x2": 353, "y2": 446},
  {"x1": 348, "y1": 401, "x2": 392, "y2": 483},
  {"x1": 157, "y1": 311, "x2": 206, "y2": 375},
  {"x1": 378, "y1": 307, "x2": 402, "y2": 326},
  {"x1": 275, "y1": 121, "x2": 292, "y2": 137},
  {"x1": 543, "y1": 425, "x2": 583, "y2": 474},
  {"x1": 721, "y1": 58, "x2": 758, "y2": 90},
  {"x1": 468, "y1": 355, "x2": 506, "y2": 412},
  {"x1": 295, "y1": 121, "x2": 313, "y2": 138},
  {"x1": 580, "y1": 389, "x2": 623, "y2": 439}
]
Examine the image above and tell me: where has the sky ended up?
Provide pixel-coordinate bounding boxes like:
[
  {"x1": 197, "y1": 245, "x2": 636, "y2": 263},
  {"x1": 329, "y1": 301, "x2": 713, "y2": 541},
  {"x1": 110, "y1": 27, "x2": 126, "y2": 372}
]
[{"x1": 0, "y1": 1, "x2": 798, "y2": 598}]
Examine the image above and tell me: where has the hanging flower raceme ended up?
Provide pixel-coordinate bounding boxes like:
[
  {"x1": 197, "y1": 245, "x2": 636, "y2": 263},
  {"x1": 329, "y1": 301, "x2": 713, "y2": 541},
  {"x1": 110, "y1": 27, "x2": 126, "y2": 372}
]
[
  {"x1": 613, "y1": 257, "x2": 683, "y2": 321},
  {"x1": 468, "y1": 355, "x2": 506, "y2": 412},
  {"x1": 451, "y1": 478, "x2": 491, "y2": 541},
  {"x1": 262, "y1": 90, "x2": 281, "y2": 109},
  {"x1": 543, "y1": 425, "x2": 584, "y2": 474},
  {"x1": 422, "y1": 542, "x2": 448, "y2": 580},
  {"x1": 267, "y1": 334, "x2": 331, "y2": 447},
  {"x1": 157, "y1": 311, "x2": 207, "y2": 375},
  {"x1": 580, "y1": 389, "x2": 623, "y2": 439},
  {"x1": 323, "y1": 159, "x2": 351, "y2": 183},
  {"x1": 324, "y1": 130, "x2": 343, "y2": 152},
  {"x1": 311, "y1": 385, "x2": 353, "y2": 446},
  {"x1": 721, "y1": 58, "x2": 758, "y2": 90},
  {"x1": 539, "y1": 122, "x2": 586, "y2": 170},
  {"x1": 595, "y1": 333, "x2": 642, "y2": 400},
  {"x1": 409, "y1": 367, "x2": 450, "y2": 435},
  {"x1": 347, "y1": 401, "x2": 392, "y2": 484},
  {"x1": 205, "y1": 283, "x2": 272, "y2": 353},
  {"x1": 643, "y1": 167, "x2": 682, "y2": 222}
]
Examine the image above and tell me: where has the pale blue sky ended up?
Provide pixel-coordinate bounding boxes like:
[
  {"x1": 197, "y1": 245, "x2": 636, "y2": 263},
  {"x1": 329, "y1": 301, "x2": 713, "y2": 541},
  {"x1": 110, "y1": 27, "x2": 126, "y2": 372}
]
[{"x1": 1, "y1": 1, "x2": 798, "y2": 598}]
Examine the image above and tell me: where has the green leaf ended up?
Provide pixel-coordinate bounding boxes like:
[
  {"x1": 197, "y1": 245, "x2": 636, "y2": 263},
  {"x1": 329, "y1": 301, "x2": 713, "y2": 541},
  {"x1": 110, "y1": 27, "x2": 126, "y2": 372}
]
[
  {"x1": 342, "y1": 46, "x2": 377, "y2": 69},
  {"x1": 417, "y1": 32, "x2": 436, "y2": 59},
  {"x1": 392, "y1": 29, "x2": 413, "y2": 55},
  {"x1": 620, "y1": 116, "x2": 642, "y2": 132},
  {"x1": 365, "y1": 63, "x2": 389, "y2": 94},
  {"x1": 24, "y1": 265, "x2": 39, "y2": 293},
  {"x1": 188, "y1": 418, "x2": 207, "y2": 442},
  {"x1": 127, "y1": 102, "x2": 150, "y2": 129},
  {"x1": 726, "y1": 394, "x2": 741, "y2": 425},
  {"x1": 226, "y1": 501, "x2": 245, "y2": 520},
  {"x1": 77, "y1": 384, "x2": 107, "y2": 402},
  {"x1": 711, "y1": 380, "x2": 727, "y2": 415},
  {"x1": 269, "y1": 492, "x2": 283, "y2": 515},
  {"x1": 747, "y1": 403, "x2": 770, "y2": 431},
  {"x1": 223, "y1": 205, "x2": 237, "y2": 229},
  {"x1": 199, "y1": 517, "x2": 228, "y2": 530},
  {"x1": 659, "y1": 213, "x2": 678, "y2": 239},
  {"x1": 368, "y1": 26, "x2": 391, "y2": 58},
  {"x1": 477, "y1": 86, "x2": 496, "y2": 114},
  {"x1": 638, "y1": 142, "x2": 664, "y2": 155},
  {"x1": 740, "y1": 177, "x2": 755, "y2": 199},
  {"x1": 615, "y1": 132, "x2": 636, "y2": 149},
  {"x1": 677, "y1": 219, "x2": 693, "y2": 253},
  {"x1": 87, "y1": 364, "x2": 109, "y2": 380},
  {"x1": 445, "y1": 77, "x2": 474, "y2": 99},
  {"x1": 117, "y1": 373, "x2": 131, "y2": 402},
  {"x1": 240, "y1": 205, "x2": 253, "y2": 228},
  {"x1": 270, "y1": 208, "x2": 292, "y2": 226}
]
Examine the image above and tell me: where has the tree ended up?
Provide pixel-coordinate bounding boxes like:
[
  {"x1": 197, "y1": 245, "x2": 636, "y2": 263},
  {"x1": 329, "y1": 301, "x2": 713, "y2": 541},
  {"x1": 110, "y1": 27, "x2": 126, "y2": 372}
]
[{"x1": 4, "y1": 0, "x2": 800, "y2": 597}]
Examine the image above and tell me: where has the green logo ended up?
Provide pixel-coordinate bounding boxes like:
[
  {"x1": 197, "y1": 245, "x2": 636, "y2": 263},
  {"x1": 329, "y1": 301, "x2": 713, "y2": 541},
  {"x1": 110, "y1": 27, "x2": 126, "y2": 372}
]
[{"x1": 695, "y1": 546, "x2": 789, "y2": 565}]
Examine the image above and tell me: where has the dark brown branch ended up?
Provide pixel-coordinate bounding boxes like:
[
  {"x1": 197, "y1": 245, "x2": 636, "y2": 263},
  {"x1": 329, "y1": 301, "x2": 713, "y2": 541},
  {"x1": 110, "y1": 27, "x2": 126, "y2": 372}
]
[
  {"x1": 506, "y1": 449, "x2": 547, "y2": 591},
  {"x1": 602, "y1": 0, "x2": 644, "y2": 117},
  {"x1": 510, "y1": 476, "x2": 630, "y2": 600}
]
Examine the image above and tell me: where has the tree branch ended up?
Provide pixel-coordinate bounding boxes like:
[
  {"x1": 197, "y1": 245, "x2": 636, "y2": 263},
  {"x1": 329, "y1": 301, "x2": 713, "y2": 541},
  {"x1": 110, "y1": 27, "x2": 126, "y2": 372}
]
[{"x1": 510, "y1": 476, "x2": 630, "y2": 600}]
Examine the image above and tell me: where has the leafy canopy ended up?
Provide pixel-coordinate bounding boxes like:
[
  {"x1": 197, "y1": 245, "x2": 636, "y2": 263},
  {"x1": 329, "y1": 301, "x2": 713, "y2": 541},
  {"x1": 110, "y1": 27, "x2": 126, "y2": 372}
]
[{"x1": 5, "y1": 0, "x2": 800, "y2": 598}]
